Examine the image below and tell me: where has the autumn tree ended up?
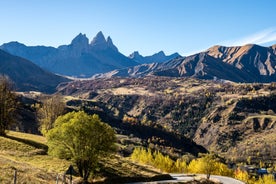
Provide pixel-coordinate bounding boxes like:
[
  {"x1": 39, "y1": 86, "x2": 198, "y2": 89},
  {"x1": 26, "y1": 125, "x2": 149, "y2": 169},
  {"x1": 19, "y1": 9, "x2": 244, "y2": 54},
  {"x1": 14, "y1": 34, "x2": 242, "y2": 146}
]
[
  {"x1": 0, "y1": 75, "x2": 17, "y2": 136},
  {"x1": 131, "y1": 147, "x2": 178, "y2": 173},
  {"x1": 37, "y1": 94, "x2": 65, "y2": 135},
  {"x1": 234, "y1": 169, "x2": 254, "y2": 184},
  {"x1": 174, "y1": 158, "x2": 188, "y2": 173},
  {"x1": 256, "y1": 174, "x2": 276, "y2": 184},
  {"x1": 187, "y1": 153, "x2": 232, "y2": 179},
  {"x1": 46, "y1": 111, "x2": 116, "y2": 183}
]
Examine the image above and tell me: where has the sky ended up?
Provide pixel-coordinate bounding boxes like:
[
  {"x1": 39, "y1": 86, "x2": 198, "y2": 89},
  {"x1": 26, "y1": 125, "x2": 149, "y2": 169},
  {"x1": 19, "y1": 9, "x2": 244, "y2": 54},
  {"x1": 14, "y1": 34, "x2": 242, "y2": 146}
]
[{"x1": 1, "y1": 0, "x2": 276, "y2": 56}]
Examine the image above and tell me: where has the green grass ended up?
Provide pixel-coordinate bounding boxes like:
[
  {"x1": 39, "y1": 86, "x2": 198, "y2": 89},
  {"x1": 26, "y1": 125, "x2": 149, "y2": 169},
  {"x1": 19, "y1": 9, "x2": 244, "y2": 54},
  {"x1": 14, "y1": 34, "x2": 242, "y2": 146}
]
[
  {"x1": 0, "y1": 131, "x2": 163, "y2": 183},
  {"x1": 0, "y1": 131, "x2": 69, "y2": 184}
]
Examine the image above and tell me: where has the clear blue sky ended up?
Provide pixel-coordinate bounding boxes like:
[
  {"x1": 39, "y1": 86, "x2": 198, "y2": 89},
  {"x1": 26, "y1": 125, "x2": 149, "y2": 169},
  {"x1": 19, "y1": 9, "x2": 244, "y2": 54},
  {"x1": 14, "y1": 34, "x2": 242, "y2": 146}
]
[{"x1": 1, "y1": 0, "x2": 276, "y2": 56}]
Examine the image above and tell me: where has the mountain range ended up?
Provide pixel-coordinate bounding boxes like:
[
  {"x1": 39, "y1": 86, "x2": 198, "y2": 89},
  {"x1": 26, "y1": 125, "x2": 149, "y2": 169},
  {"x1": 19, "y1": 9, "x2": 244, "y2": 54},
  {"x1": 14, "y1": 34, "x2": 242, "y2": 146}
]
[
  {"x1": 1, "y1": 31, "x2": 276, "y2": 90},
  {"x1": 0, "y1": 32, "x2": 178, "y2": 78},
  {"x1": 129, "y1": 51, "x2": 180, "y2": 64},
  {"x1": 0, "y1": 49, "x2": 69, "y2": 93},
  {"x1": 97, "y1": 44, "x2": 276, "y2": 83}
]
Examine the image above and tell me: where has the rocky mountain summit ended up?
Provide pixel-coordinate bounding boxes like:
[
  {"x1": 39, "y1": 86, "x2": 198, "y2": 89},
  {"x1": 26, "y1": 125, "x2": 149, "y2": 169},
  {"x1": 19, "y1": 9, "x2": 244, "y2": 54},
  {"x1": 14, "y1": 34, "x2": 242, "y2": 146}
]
[
  {"x1": 0, "y1": 32, "x2": 138, "y2": 77},
  {"x1": 129, "y1": 51, "x2": 180, "y2": 64},
  {"x1": 98, "y1": 43, "x2": 276, "y2": 83}
]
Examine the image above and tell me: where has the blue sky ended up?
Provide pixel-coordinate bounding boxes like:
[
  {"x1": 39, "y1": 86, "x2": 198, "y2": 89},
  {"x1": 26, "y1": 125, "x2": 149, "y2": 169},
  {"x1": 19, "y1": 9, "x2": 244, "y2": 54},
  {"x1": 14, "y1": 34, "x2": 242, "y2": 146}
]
[{"x1": 1, "y1": 0, "x2": 276, "y2": 56}]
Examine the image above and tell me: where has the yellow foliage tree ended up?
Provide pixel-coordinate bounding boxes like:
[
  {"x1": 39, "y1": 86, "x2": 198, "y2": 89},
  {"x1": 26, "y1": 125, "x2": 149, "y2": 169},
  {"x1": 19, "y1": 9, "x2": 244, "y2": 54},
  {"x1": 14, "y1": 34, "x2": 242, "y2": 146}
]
[
  {"x1": 256, "y1": 175, "x2": 276, "y2": 184},
  {"x1": 215, "y1": 162, "x2": 233, "y2": 176},
  {"x1": 188, "y1": 154, "x2": 233, "y2": 179},
  {"x1": 188, "y1": 154, "x2": 217, "y2": 179},
  {"x1": 174, "y1": 158, "x2": 188, "y2": 173},
  {"x1": 131, "y1": 147, "x2": 176, "y2": 173},
  {"x1": 234, "y1": 169, "x2": 253, "y2": 184}
]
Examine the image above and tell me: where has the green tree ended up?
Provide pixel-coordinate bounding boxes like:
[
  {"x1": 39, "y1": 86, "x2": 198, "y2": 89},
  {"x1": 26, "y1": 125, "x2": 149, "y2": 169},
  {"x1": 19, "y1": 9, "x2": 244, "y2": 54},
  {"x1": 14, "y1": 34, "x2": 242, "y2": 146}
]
[
  {"x1": 37, "y1": 94, "x2": 65, "y2": 135},
  {"x1": 46, "y1": 111, "x2": 116, "y2": 183},
  {"x1": 0, "y1": 75, "x2": 17, "y2": 136}
]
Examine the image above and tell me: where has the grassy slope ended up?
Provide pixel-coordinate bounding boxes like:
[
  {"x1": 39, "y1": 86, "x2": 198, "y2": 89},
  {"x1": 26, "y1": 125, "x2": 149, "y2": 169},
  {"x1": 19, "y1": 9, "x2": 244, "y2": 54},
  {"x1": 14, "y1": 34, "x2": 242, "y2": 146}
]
[
  {"x1": 0, "y1": 131, "x2": 69, "y2": 184},
  {"x1": 0, "y1": 131, "x2": 163, "y2": 184}
]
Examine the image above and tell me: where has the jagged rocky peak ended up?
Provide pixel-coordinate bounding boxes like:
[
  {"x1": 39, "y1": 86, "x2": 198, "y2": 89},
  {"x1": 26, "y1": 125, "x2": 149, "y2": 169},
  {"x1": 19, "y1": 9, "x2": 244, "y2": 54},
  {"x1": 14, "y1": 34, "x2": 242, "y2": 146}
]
[
  {"x1": 107, "y1": 36, "x2": 118, "y2": 52},
  {"x1": 71, "y1": 33, "x2": 89, "y2": 47},
  {"x1": 152, "y1": 51, "x2": 166, "y2": 57},
  {"x1": 129, "y1": 51, "x2": 142, "y2": 58},
  {"x1": 90, "y1": 31, "x2": 107, "y2": 46}
]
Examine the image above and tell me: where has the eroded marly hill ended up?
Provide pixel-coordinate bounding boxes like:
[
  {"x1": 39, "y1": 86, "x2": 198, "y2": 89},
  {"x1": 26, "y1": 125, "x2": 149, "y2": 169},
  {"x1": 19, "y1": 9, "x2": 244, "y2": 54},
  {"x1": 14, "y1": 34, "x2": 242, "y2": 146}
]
[
  {"x1": 57, "y1": 76, "x2": 276, "y2": 163},
  {"x1": 96, "y1": 44, "x2": 276, "y2": 83}
]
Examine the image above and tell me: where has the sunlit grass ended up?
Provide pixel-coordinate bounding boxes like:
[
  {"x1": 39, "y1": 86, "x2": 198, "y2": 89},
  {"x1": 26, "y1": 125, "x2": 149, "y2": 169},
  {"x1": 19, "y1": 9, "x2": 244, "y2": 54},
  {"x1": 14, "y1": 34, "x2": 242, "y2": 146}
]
[{"x1": 0, "y1": 131, "x2": 163, "y2": 183}]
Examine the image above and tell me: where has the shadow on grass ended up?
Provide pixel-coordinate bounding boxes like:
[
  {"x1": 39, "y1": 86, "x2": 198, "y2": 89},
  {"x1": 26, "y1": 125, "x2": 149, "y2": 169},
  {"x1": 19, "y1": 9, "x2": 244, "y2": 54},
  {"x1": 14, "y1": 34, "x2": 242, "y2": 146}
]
[
  {"x1": 4, "y1": 135, "x2": 48, "y2": 153},
  {"x1": 94, "y1": 174, "x2": 173, "y2": 184}
]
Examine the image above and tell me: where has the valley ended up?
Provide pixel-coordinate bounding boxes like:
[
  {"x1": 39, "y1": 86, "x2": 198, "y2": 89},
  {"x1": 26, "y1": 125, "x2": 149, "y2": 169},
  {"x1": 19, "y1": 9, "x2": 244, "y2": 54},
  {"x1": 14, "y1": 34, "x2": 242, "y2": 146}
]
[
  {"x1": 7, "y1": 75, "x2": 276, "y2": 183},
  {"x1": 56, "y1": 76, "x2": 276, "y2": 165},
  {"x1": 1, "y1": 33, "x2": 276, "y2": 183},
  {"x1": 2, "y1": 1, "x2": 276, "y2": 183}
]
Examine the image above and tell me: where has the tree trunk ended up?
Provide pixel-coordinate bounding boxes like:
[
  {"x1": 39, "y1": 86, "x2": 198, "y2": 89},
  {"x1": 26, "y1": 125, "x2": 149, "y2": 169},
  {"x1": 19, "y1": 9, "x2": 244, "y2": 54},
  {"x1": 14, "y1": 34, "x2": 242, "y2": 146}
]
[{"x1": 207, "y1": 173, "x2": 210, "y2": 180}]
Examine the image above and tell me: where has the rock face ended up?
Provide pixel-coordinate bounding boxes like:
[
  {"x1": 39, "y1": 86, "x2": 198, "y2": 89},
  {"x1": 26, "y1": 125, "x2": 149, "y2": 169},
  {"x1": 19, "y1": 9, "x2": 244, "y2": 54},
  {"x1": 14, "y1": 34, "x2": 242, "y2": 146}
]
[
  {"x1": 0, "y1": 49, "x2": 69, "y2": 93},
  {"x1": 100, "y1": 43, "x2": 276, "y2": 83},
  {"x1": 206, "y1": 44, "x2": 276, "y2": 77},
  {"x1": 0, "y1": 32, "x2": 138, "y2": 77},
  {"x1": 129, "y1": 50, "x2": 180, "y2": 64}
]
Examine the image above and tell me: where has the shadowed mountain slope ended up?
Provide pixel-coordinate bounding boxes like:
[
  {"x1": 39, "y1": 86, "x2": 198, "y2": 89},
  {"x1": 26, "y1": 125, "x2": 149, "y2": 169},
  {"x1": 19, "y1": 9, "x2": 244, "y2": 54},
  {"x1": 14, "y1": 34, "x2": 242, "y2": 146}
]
[
  {"x1": 0, "y1": 32, "x2": 138, "y2": 77},
  {"x1": 0, "y1": 49, "x2": 69, "y2": 93}
]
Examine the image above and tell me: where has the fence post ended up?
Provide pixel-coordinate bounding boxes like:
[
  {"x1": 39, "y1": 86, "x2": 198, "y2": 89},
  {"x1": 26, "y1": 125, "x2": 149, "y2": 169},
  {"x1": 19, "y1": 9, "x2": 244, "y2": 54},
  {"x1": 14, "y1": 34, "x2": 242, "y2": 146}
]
[
  {"x1": 63, "y1": 174, "x2": 66, "y2": 184},
  {"x1": 56, "y1": 174, "x2": 59, "y2": 184},
  {"x1": 13, "y1": 169, "x2": 17, "y2": 184}
]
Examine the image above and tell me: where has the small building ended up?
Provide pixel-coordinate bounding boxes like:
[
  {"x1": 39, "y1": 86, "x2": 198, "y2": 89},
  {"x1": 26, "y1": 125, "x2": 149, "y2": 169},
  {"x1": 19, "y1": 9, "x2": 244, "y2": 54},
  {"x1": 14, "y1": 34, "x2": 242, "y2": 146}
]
[{"x1": 257, "y1": 168, "x2": 268, "y2": 176}]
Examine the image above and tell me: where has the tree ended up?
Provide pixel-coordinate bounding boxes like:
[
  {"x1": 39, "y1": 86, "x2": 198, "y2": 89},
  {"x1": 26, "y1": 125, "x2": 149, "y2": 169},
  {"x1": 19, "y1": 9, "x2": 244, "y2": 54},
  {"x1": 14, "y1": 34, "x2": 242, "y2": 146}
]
[
  {"x1": 188, "y1": 154, "x2": 218, "y2": 179},
  {"x1": 0, "y1": 75, "x2": 17, "y2": 136},
  {"x1": 174, "y1": 158, "x2": 188, "y2": 173},
  {"x1": 46, "y1": 111, "x2": 116, "y2": 183},
  {"x1": 234, "y1": 169, "x2": 251, "y2": 183},
  {"x1": 256, "y1": 175, "x2": 276, "y2": 184},
  {"x1": 37, "y1": 95, "x2": 65, "y2": 135}
]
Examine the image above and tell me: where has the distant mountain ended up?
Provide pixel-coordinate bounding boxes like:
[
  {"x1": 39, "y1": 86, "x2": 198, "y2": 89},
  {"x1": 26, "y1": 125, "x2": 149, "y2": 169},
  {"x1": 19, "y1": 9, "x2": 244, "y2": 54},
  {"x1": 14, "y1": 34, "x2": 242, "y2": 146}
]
[
  {"x1": 129, "y1": 51, "x2": 180, "y2": 64},
  {"x1": 0, "y1": 49, "x2": 69, "y2": 93},
  {"x1": 206, "y1": 44, "x2": 276, "y2": 77},
  {"x1": 97, "y1": 44, "x2": 276, "y2": 83},
  {"x1": 0, "y1": 32, "x2": 138, "y2": 77}
]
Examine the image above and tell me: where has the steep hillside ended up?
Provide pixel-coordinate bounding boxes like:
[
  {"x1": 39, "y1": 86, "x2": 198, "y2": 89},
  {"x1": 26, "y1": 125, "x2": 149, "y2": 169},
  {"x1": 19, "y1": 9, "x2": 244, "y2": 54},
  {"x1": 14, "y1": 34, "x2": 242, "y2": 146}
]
[
  {"x1": 207, "y1": 44, "x2": 276, "y2": 77},
  {"x1": 96, "y1": 44, "x2": 276, "y2": 83},
  {"x1": 0, "y1": 32, "x2": 138, "y2": 77},
  {"x1": 0, "y1": 49, "x2": 69, "y2": 93},
  {"x1": 57, "y1": 76, "x2": 276, "y2": 163},
  {"x1": 194, "y1": 90, "x2": 276, "y2": 163},
  {"x1": 0, "y1": 131, "x2": 167, "y2": 183}
]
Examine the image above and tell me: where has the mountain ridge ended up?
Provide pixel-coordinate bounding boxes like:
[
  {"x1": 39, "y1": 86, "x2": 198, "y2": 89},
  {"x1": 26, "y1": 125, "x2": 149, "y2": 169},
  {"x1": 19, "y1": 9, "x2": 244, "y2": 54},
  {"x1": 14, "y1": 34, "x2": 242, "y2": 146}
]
[
  {"x1": 0, "y1": 32, "x2": 138, "y2": 77},
  {"x1": 129, "y1": 50, "x2": 180, "y2": 64},
  {"x1": 97, "y1": 43, "x2": 276, "y2": 83},
  {"x1": 0, "y1": 49, "x2": 69, "y2": 93}
]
